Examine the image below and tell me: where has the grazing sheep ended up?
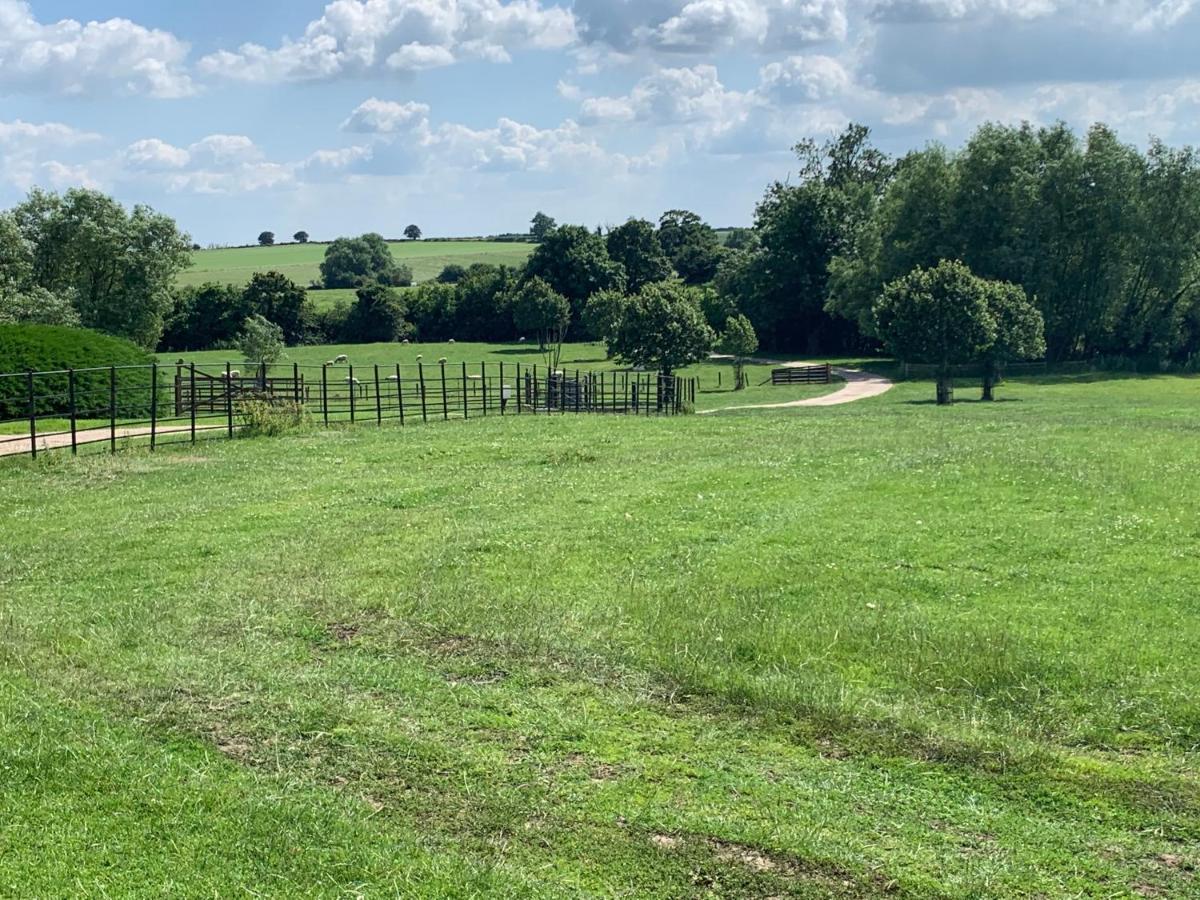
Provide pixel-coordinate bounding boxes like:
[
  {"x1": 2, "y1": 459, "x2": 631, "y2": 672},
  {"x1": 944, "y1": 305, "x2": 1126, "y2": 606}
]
[
  {"x1": 448, "y1": 339, "x2": 456, "y2": 344},
  {"x1": 438, "y1": 357, "x2": 448, "y2": 364},
  {"x1": 518, "y1": 336, "x2": 527, "y2": 343},
  {"x1": 324, "y1": 360, "x2": 335, "y2": 366},
  {"x1": 401, "y1": 339, "x2": 410, "y2": 344},
  {"x1": 386, "y1": 374, "x2": 400, "y2": 381},
  {"x1": 333, "y1": 354, "x2": 349, "y2": 364},
  {"x1": 344, "y1": 377, "x2": 360, "y2": 385},
  {"x1": 416, "y1": 354, "x2": 423, "y2": 361},
  {"x1": 220, "y1": 370, "x2": 241, "y2": 379}
]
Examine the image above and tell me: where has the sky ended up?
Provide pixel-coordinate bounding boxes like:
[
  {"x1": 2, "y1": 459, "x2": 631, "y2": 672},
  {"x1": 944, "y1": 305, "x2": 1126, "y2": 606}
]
[{"x1": 1, "y1": 0, "x2": 1197, "y2": 244}]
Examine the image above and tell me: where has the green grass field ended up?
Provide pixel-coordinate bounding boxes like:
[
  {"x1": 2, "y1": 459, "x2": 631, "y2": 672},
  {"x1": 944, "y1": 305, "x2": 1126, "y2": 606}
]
[
  {"x1": 2, "y1": 367, "x2": 1198, "y2": 896},
  {"x1": 179, "y1": 241, "x2": 536, "y2": 292}
]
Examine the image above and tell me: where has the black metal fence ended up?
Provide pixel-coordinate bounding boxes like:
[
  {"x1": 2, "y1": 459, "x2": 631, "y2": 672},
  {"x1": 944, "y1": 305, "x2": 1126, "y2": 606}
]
[{"x1": 0, "y1": 360, "x2": 698, "y2": 460}]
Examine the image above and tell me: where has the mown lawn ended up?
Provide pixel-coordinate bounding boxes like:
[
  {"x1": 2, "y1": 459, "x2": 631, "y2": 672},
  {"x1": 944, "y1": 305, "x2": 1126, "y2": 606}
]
[
  {"x1": 178, "y1": 241, "x2": 536, "y2": 289},
  {"x1": 1, "y1": 372, "x2": 1197, "y2": 897}
]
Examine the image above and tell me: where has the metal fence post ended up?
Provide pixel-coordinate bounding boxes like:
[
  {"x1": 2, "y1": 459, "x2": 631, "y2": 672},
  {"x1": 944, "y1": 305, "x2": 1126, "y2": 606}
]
[
  {"x1": 109, "y1": 366, "x2": 118, "y2": 454},
  {"x1": 68, "y1": 368, "x2": 77, "y2": 455},
  {"x1": 348, "y1": 363, "x2": 356, "y2": 424},
  {"x1": 396, "y1": 363, "x2": 405, "y2": 426},
  {"x1": 461, "y1": 361, "x2": 468, "y2": 419},
  {"x1": 374, "y1": 365, "x2": 382, "y2": 425},
  {"x1": 26, "y1": 370, "x2": 36, "y2": 459},
  {"x1": 321, "y1": 364, "x2": 329, "y2": 427},
  {"x1": 189, "y1": 364, "x2": 197, "y2": 443},
  {"x1": 440, "y1": 361, "x2": 448, "y2": 421},
  {"x1": 225, "y1": 362, "x2": 234, "y2": 439},
  {"x1": 418, "y1": 362, "x2": 428, "y2": 423},
  {"x1": 150, "y1": 363, "x2": 158, "y2": 450}
]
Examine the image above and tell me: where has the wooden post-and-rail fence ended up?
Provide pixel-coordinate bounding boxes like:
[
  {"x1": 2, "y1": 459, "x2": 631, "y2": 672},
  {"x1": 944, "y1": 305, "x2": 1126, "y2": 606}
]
[{"x1": 0, "y1": 360, "x2": 699, "y2": 460}]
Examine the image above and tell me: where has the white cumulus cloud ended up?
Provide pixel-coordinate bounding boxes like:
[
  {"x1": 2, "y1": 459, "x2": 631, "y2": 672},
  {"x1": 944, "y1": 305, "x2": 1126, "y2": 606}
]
[{"x1": 0, "y1": 0, "x2": 194, "y2": 97}]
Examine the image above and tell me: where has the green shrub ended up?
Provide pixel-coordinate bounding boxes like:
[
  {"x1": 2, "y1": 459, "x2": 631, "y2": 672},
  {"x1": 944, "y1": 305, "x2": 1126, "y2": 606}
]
[
  {"x1": 236, "y1": 397, "x2": 310, "y2": 438},
  {"x1": 0, "y1": 324, "x2": 157, "y2": 419}
]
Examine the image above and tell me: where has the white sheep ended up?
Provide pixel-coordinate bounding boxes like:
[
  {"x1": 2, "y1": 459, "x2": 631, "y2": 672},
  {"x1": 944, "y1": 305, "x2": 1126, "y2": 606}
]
[
  {"x1": 221, "y1": 370, "x2": 241, "y2": 379},
  {"x1": 333, "y1": 354, "x2": 349, "y2": 364},
  {"x1": 344, "y1": 377, "x2": 360, "y2": 385},
  {"x1": 448, "y1": 339, "x2": 456, "y2": 344},
  {"x1": 438, "y1": 357, "x2": 448, "y2": 364},
  {"x1": 518, "y1": 336, "x2": 527, "y2": 343}
]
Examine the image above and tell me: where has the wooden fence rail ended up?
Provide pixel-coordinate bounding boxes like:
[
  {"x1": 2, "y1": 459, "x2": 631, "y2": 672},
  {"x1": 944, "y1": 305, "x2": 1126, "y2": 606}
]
[{"x1": 770, "y1": 364, "x2": 833, "y2": 385}]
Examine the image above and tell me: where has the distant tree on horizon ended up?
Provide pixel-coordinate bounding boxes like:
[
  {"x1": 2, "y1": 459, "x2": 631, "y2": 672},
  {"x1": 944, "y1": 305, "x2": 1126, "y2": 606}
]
[
  {"x1": 293, "y1": 231, "x2": 309, "y2": 244},
  {"x1": 530, "y1": 211, "x2": 556, "y2": 242},
  {"x1": 404, "y1": 224, "x2": 422, "y2": 241},
  {"x1": 258, "y1": 231, "x2": 275, "y2": 246}
]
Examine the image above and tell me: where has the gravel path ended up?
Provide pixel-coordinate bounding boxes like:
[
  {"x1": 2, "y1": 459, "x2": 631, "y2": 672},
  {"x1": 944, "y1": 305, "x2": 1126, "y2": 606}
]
[
  {"x1": 698, "y1": 364, "x2": 894, "y2": 415},
  {"x1": 0, "y1": 424, "x2": 223, "y2": 457}
]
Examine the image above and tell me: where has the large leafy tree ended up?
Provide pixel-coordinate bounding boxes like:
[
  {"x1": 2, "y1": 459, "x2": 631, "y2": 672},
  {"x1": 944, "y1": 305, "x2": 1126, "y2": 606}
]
[
  {"x1": 582, "y1": 289, "x2": 628, "y2": 355},
  {"x1": 733, "y1": 125, "x2": 893, "y2": 353},
  {"x1": 609, "y1": 282, "x2": 716, "y2": 376},
  {"x1": 606, "y1": 219, "x2": 672, "y2": 292},
  {"x1": 243, "y1": 271, "x2": 313, "y2": 345},
  {"x1": 873, "y1": 260, "x2": 997, "y2": 405},
  {"x1": 320, "y1": 233, "x2": 412, "y2": 289},
  {"x1": 343, "y1": 283, "x2": 411, "y2": 343},
  {"x1": 657, "y1": 210, "x2": 725, "y2": 285},
  {"x1": 9, "y1": 188, "x2": 192, "y2": 348},
  {"x1": 521, "y1": 224, "x2": 626, "y2": 320},
  {"x1": 160, "y1": 282, "x2": 252, "y2": 351},
  {"x1": 454, "y1": 264, "x2": 518, "y2": 341},
  {"x1": 530, "y1": 211, "x2": 557, "y2": 242}
]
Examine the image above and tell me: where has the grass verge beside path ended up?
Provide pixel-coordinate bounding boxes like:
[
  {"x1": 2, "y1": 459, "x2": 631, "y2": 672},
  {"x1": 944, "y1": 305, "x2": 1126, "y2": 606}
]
[{"x1": 2, "y1": 373, "x2": 1197, "y2": 895}]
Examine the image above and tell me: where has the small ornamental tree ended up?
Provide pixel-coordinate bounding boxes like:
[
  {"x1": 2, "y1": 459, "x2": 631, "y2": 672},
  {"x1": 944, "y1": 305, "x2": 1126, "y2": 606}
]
[
  {"x1": 979, "y1": 280, "x2": 1046, "y2": 401},
  {"x1": 873, "y1": 260, "x2": 997, "y2": 405},
  {"x1": 258, "y1": 231, "x2": 275, "y2": 247},
  {"x1": 512, "y1": 277, "x2": 570, "y2": 364},
  {"x1": 610, "y1": 282, "x2": 716, "y2": 377},
  {"x1": 237, "y1": 314, "x2": 285, "y2": 365},
  {"x1": 404, "y1": 224, "x2": 422, "y2": 241},
  {"x1": 719, "y1": 313, "x2": 758, "y2": 390},
  {"x1": 293, "y1": 231, "x2": 309, "y2": 244}
]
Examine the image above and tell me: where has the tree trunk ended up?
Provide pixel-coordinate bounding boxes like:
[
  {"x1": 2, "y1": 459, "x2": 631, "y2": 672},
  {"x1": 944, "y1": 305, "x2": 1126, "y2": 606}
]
[
  {"x1": 936, "y1": 373, "x2": 954, "y2": 406},
  {"x1": 981, "y1": 361, "x2": 996, "y2": 402}
]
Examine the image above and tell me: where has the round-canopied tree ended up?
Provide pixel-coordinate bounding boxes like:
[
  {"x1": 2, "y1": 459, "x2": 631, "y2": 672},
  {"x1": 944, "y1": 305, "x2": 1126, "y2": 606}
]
[
  {"x1": 258, "y1": 231, "x2": 275, "y2": 246},
  {"x1": 610, "y1": 282, "x2": 716, "y2": 377},
  {"x1": 979, "y1": 280, "x2": 1046, "y2": 400},
  {"x1": 873, "y1": 260, "x2": 997, "y2": 404},
  {"x1": 521, "y1": 225, "x2": 626, "y2": 319},
  {"x1": 293, "y1": 231, "x2": 309, "y2": 244},
  {"x1": 606, "y1": 218, "x2": 672, "y2": 293},
  {"x1": 404, "y1": 224, "x2": 422, "y2": 240},
  {"x1": 512, "y1": 277, "x2": 570, "y2": 354}
]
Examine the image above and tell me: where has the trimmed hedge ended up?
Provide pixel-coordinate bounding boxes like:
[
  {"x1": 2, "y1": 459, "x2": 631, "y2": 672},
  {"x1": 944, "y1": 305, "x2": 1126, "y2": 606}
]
[{"x1": 0, "y1": 325, "x2": 156, "y2": 419}]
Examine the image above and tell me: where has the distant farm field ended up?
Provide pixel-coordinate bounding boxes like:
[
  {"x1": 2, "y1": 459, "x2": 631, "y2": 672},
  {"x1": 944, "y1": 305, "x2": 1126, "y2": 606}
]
[{"x1": 178, "y1": 241, "x2": 537, "y2": 292}]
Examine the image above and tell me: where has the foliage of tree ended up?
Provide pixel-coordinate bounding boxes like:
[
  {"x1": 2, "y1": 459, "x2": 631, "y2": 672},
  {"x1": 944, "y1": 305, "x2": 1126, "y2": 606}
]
[
  {"x1": 606, "y1": 219, "x2": 672, "y2": 293},
  {"x1": 320, "y1": 233, "x2": 412, "y2": 289},
  {"x1": 242, "y1": 271, "x2": 313, "y2": 345},
  {"x1": 293, "y1": 231, "x2": 309, "y2": 243},
  {"x1": 726, "y1": 125, "x2": 892, "y2": 354},
  {"x1": 723, "y1": 228, "x2": 759, "y2": 252},
  {"x1": 979, "y1": 280, "x2": 1046, "y2": 400},
  {"x1": 512, "y1": 277, "x2": 570, "y2": 351},
  {"x1": 404, "y1": 224, "x2": 422, "y2": 240},
  {"x1": 581, "y1": 289, "x2": 627, "y2": 355},
  {"x1": 657, "y1": 210, "x2": 725, "y2": 285},
  {"x1": 258, "y1": 231, "x2": 275, "y2": 247},
  {"x1": 237, "y1": 314, "x2": 285, "y2": 365},
  {"x1": 530, "y1": 211, "x2": 557, "y2": 242},
  {"x1": 521, "y1": 224, "x2": 626, "y2": 321},
  {"x1": 7, "y1": 188, "x2": 192, "y2": 349},
  {"x1": 873, "y1": 261, "x2": 998, "y2": 404},
  {"x1": 609, "y1": 282, "x2": 716, "y2": 376},
  {"x1": 827, "y1": 122, "x2": 1200, "y2": 363},
  {"x1": 343, "y1": 283, "x2": 412, "y2": 343},
  {"x1": 719, "y1": 314, "x2": 758, "y2": 390},
  {"x1": 160, "y1": 283, "x2": 252, "y2": 351},
  {"x1": 454, "y1": 265, "x2": 518, "y2": 341},
  {"x1": 437, "y1": 264, "x2": 468, "y2": 284}
]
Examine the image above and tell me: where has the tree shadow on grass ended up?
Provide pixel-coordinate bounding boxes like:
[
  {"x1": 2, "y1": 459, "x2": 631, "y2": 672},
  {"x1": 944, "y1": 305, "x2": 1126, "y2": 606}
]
[{"x1": 902, "y1": 397, "x2": 1025, "y2": 406}]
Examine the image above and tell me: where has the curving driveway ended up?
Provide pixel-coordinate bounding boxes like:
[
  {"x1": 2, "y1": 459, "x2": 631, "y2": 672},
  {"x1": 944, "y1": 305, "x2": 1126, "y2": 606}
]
[{"x1": 698, "y1": 364, "x2": 893, "y2": 415}]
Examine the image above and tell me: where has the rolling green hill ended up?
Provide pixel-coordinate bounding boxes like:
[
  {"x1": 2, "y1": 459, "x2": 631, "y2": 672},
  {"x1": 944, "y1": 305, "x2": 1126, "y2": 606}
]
[{"x1": 179, "y1": 241, "x2": 537, "y2": 292}]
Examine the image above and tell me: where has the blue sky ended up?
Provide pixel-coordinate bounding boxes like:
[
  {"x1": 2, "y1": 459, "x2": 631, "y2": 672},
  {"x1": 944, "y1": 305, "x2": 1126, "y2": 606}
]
[{"x1": 2, "y1": 0, "x2": 1198, "y2": 244}]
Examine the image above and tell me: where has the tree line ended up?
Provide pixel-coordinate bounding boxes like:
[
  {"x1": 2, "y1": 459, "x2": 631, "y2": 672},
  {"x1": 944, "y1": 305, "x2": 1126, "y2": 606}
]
[{"x1": 3, "y1": 119, "x2": 1198, "y2": 386}]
